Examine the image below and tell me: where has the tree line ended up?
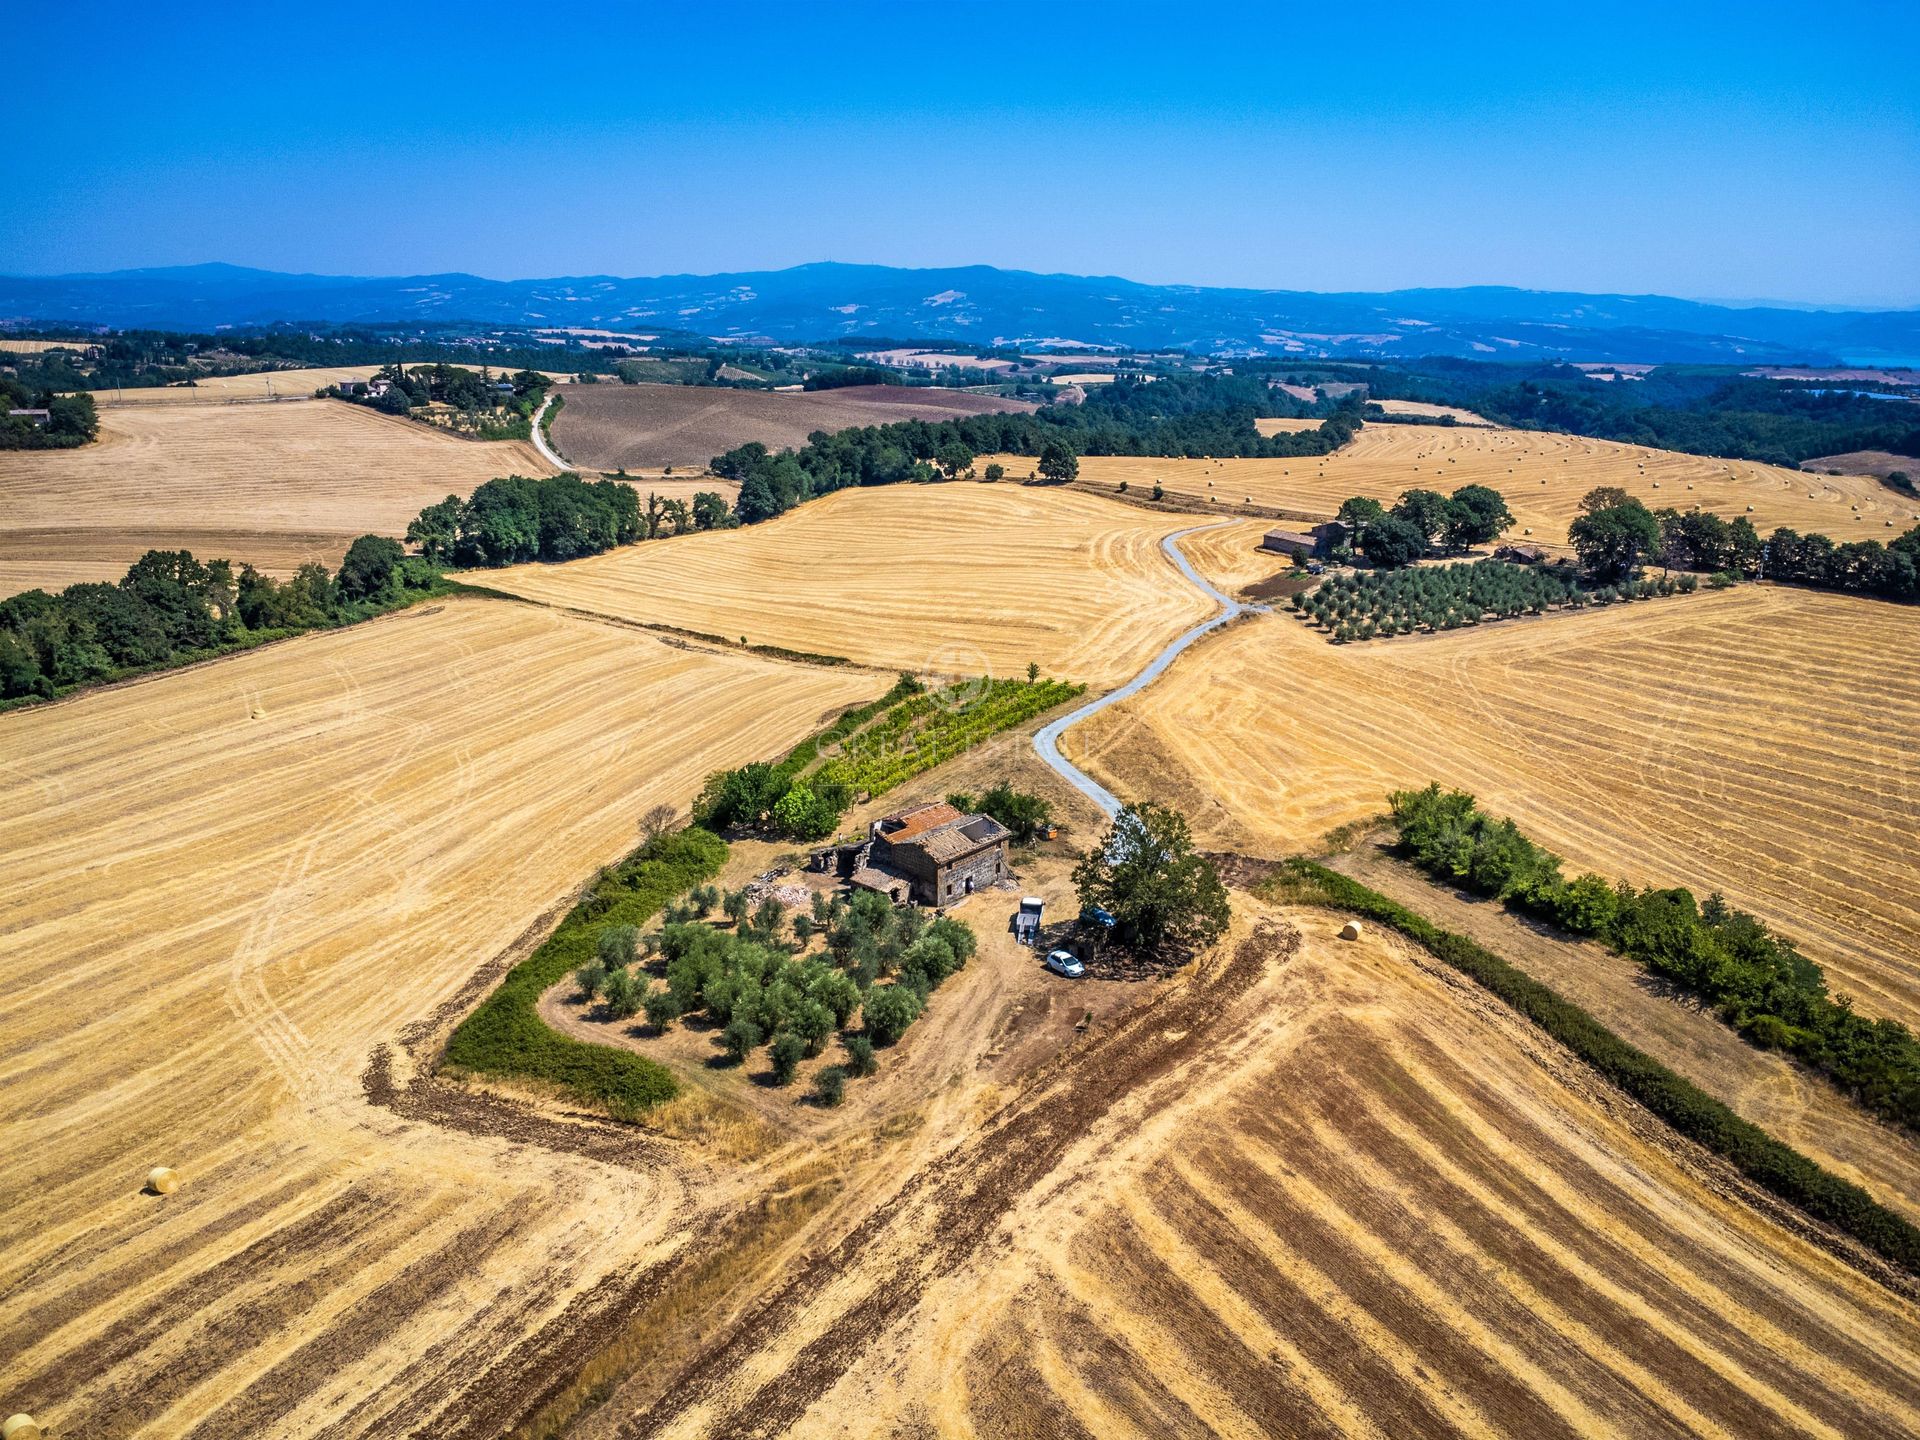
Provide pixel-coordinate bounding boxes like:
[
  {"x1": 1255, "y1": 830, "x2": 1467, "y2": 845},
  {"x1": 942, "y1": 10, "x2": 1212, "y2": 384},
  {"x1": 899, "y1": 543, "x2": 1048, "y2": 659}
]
[
  {"x1": 406, "y1": 472, "x2": 735, "y2": 567},
  {"x1": 1334, "y1": 483, "x2": 1514, "y2": 567},
  {"x1": 0, "y1": 377, "x2": 96, "y2": 449},
  {"x1": 1389, "y1": 784, "x2": 1920, "y2": 1131},
  {"x1": 1566, "y1": 486, "x2": 1918, "y2": 599},
  {"x1": 713, "y1": 375, "x2": 1366, "y2": 525},
  {"x1": 1356, "y1": 359, "x2": 1920, "y2": 470},
  {"x1": 0, "y1": 537, "x2": 437, "y2": 702}
]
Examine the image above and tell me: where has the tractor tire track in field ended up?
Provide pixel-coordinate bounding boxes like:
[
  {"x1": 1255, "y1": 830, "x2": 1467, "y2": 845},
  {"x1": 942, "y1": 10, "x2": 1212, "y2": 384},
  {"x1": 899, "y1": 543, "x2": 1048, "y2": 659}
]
[{"x1": 620, "y1": 920, "x2": 1296, "y2": 1437}]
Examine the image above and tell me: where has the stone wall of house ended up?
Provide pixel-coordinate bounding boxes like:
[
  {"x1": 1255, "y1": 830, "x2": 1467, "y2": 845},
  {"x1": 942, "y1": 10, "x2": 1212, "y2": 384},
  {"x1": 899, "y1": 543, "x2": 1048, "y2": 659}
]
[{"x1": 933, "y1": 845, "x2": 1007, "y2": 905}]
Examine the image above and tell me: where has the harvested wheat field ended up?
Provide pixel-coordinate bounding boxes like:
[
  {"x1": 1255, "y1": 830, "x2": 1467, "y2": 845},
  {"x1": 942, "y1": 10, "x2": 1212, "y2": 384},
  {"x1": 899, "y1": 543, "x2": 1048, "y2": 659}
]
[
  {"x1": 1069, "y1": 583, "x2": 1920, "y2": 1030},
  {"x1": 0, "y1": 400, "x2": 552, "y2": 595},
  {"x1": 0, "y1": 337, "x2": 92, "y2": 355},
  {"x1": 600, "y1": 904, "x2": 1920, "y2": 1438},
  {"x1": 553, "y1": 382, "x2": 1034, "y2": 471},
  {"x1": 85, "y1": 365, "x2": 390, "y2": 404},
  {"x1": 481, "y1": 484, "x2": 1218, "y2": 686},
  {"x1": 1056, "y1": 423, "x2": 1920, "y2": 545},
  {"x1": 0, "y1": 599, "x2": 881, "y2": 1438}
]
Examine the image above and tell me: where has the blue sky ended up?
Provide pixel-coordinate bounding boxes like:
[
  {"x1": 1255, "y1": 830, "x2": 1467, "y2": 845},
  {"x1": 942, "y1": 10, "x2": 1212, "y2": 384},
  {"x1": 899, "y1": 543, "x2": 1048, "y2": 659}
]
[{"x1": 7, "y1": 2, "x2": 1917, "y2": 305}]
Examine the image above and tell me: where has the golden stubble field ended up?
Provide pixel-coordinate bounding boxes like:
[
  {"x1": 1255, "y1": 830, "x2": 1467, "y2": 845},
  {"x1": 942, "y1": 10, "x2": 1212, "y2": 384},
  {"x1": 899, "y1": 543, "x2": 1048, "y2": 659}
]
[
  {"x1": 1042, "y1": 422, "x2": 1919, "y2": 546},
  {"x1": 480, "y1": 484, "x2": 1220, "y2": 687},
  {"x1": 599, "y1": 903, "x2": 1920, "y2": 1438},
  {"x1": 85, "y1": 365, "x2": 392, "y2": 404},
  {"x1": 1068, "y1": 582, "x2": 1920, "y2": 1031},
  {"x1": 0, "y1": 400, "x2": 553, "y2": 596},
  {"x1": 0, "y1": 599, "x2": 882, "y2": 1438},
  {"x1": 81, "y1": 365, "x2": 567, "y2": 405}
]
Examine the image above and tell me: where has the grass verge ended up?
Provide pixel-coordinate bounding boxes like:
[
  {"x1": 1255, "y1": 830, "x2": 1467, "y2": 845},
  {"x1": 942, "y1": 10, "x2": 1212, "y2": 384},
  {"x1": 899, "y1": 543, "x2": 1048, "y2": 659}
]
[
  {"x1": 442, "y1": 827, "x2": 728, "y2": 1116},
  {"x1": 1272, "y1": 858, "x2": 1920, "y2": 1277}
]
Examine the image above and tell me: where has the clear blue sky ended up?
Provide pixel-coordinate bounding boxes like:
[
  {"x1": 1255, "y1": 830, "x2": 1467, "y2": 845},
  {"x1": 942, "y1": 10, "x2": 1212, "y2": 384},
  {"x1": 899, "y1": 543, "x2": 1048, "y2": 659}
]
[{"x1": 8, "y1": 2, "x2": 1917, "y2": 306}]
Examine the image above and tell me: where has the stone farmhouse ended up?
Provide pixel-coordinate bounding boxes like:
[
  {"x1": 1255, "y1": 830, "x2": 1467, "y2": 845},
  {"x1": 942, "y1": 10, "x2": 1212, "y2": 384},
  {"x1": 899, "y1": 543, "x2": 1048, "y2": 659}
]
[
  {"x1": 822, "y1": 801, "x2": 1011, "y2": 907},
  {"x1": 1260, "y1": 520, "x2": 1347, "y2": 560}
]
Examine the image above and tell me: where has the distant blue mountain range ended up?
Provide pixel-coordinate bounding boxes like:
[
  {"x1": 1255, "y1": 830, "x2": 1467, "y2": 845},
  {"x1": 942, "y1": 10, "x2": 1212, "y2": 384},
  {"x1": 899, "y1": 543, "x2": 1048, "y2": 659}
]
[{"x1": 2, "y1": 261, "x2": 1915, "y2": 365}]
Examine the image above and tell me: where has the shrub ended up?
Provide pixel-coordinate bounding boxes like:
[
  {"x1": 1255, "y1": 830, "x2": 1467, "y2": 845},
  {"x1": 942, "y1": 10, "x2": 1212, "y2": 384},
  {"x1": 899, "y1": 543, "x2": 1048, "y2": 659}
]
[
  {"x1": 642, "y1": 986, "x2": 681, "y2": 1032},
  {"x1": 573, "y1": 959, "x2": 607, "y2": 1001},
  {"x1": 813, "y1": 1064, "x2": 847, "y2": 1106},
  {"x1": 602, "y1": 968, "x2": 640, "y2": 1020},
  {"x1": 597, "y1": 925, "x2": 639, "y2": 968},
  {"x1": 768, "y1": 1031, "x2": 808, "y2": 1085},
  {"x1": 900, "y1": 936, "x2": 959, "y2": 989},
  {"x1": 842, "y1": 1034, "x2": 877, "y2": 1077},
  {"x1": 862, "y1": 984, "x2": 923, "y2": 1045},
  {"x1": 722, "y1": 1015, "x2": 763, "y2": 1063}
]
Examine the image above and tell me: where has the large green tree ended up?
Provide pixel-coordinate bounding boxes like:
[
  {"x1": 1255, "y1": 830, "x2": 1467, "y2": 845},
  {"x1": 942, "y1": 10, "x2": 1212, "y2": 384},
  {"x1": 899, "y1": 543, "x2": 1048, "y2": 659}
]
[
  {"x1": 1440, "y1": 484, "x2": 1514, "y2": 550},
  {"x1": 1072, "y1": 802, "x2": 1230, "y2": 955},
  {"x1": 1037, "y1": 439, "x2": 1079, "y2": 484},
  {"x1": 1570, "y1": 491, "x2": 1662, "y2": 581},
  {"x1": 1359, "y1": 515, "x2": 1428, "y2": 569}
]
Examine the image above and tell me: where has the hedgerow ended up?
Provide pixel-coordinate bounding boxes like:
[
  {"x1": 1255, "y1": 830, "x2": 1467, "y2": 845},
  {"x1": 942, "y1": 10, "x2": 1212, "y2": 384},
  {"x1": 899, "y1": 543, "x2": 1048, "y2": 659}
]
[
  {"x1": 1276, "y1": 859, "x2": 1920, "y2": 1276},
  {"x1": 1387, "y1": 784, "x2": 1920, "y2": 1130},
  {"x1": 442, "y1": 827, "x2": 728, "y2": 1115}
]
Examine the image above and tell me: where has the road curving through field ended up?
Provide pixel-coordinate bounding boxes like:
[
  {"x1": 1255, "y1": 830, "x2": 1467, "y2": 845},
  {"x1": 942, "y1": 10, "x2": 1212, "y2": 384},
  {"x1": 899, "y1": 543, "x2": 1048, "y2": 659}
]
[
  {"x1": 1033, "y1": 519, "x2": 1264, "y2": 816},
  {"x1": 531, "y1": 390, "x2": 572, "y2": 470}
]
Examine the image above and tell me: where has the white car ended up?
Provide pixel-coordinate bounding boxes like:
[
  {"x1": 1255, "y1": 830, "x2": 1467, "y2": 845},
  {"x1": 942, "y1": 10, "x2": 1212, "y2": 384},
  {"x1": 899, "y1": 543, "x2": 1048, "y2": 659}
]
[{"x1": 1045, "y1": 948, "x2": 1085, "y2": 978}]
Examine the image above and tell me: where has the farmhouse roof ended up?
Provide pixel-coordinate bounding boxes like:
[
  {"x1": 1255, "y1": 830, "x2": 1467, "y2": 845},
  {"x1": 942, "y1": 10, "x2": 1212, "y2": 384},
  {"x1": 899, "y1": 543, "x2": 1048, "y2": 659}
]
[
  {"x1": 875, "y1": 801, "x2": 964, "y2": 843},
  {"x1": 1263, "y1": 528, "x2": 1317, "y2": 548},
  {"x1": 850, "y1": 864, "x2": 908, "y2": 896},
  {"x1": 910, "y1": 814, "x2": 1010, "y2": 865}
]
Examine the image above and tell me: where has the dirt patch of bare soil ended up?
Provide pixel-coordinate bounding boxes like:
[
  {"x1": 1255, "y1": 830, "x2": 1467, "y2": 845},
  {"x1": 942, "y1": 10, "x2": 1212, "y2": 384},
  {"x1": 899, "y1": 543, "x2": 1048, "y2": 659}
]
[{"x1": 553, "y1": 383, "x2": 1035, "y2": 471}]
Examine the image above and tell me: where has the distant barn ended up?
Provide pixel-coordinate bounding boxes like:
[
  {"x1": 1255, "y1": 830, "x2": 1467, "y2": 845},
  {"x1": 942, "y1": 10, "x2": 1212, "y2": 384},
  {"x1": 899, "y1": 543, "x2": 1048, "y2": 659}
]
[{"x1": 1261, "y1": 521, "x2": 1346, "y2": 560}]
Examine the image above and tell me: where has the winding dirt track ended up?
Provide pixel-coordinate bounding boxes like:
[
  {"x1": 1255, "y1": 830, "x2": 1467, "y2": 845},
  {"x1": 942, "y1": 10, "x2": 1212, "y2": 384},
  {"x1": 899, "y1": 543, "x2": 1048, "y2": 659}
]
[{"x1": 0, "y1": 599, "x2": 881, "y2": 1438}]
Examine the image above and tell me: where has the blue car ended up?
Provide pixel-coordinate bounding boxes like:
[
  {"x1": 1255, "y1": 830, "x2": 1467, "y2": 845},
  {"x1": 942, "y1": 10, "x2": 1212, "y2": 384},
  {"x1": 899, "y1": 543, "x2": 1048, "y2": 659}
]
[{"x1": 1079, "y1": 906, "x2": 1117, "y2": 931}]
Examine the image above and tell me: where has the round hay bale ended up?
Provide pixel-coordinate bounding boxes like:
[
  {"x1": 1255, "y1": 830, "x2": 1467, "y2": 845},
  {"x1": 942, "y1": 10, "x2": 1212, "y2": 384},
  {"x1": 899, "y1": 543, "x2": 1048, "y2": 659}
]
[
  {"x1": 1339, "y1": 920, "x2": 1363, "y2": 942},
  {"x1": 5, "y1": 1415, "x2": 42, "y2": 1440},
  {"x1": 146, "y1": 1166, "x2": 180, "y2": 1196}
]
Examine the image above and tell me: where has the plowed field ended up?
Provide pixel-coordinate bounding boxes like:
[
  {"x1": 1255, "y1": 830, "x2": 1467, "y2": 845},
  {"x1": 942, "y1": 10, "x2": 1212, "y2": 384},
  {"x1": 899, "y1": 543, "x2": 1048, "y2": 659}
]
[
  {"x1": 553, "y1": 382, "x2": 1034, "y2": 471},
  {"x1": 596, "y1": 906, "x2": 1920, "y2": 1438}
]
